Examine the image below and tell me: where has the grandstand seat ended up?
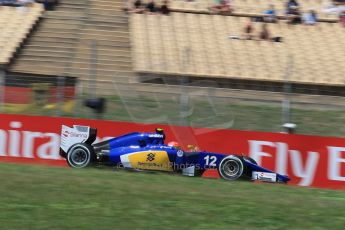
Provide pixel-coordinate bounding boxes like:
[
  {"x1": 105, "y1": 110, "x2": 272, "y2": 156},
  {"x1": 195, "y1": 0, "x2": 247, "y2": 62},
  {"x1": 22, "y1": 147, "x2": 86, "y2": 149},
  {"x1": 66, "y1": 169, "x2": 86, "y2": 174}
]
[
  {"x1": 9, "y1": 0, "x2": 135, "y2": 85},
  {"x1": 130, "y1": 13, "x2": 345, "y2": 86},
  {"x1": 0, "y1": 3, "x2": 43, "y2": 65}
]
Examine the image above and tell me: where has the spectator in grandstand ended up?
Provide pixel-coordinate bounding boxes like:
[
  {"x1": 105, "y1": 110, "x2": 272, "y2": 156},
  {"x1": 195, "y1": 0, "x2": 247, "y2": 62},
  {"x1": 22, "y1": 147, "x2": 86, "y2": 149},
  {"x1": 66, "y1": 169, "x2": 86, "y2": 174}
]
[
  {"x1": 18, "y1": 0, "x2": 34, "y2": 6},
  {"x1": 15, "y1": 0, "x2": 35, "y2": 13},
  {"x1": 160, "y1": 0, "x2": 170, "y2": 15},
  {"x1": 40, "y1": 0, "x2": 58, "y2": 11},
  {"x1": 259, "y1": 23, "x2": 270, "y2": 41},
  {"x1": 340, "y1": 11, "x2": 345, "y2": 27},
  {"x1": 263, "y1": 4, "x2": 277, "y2": 23},
  {"x1": 286, "y1": 0, "x2": 300, "y2": 14},
  {"x1": 129, "y1": 0, "x2": 145, "y2": 13},
  {"x1": 134, "y1": 0, "x2": 142, "y2": 8},
  {"x1": 287, "y1": 5, "x2": 302, "y2": 24},
  {"x1": 243, "y1": 18, "x2": 254, "y2": 40},
  {"x1": 210, "y1": 0, "x2": 232, "y2": 15},
  {"x1": 146, "y1": 0, "x2": 157, "y2": 14},
  {"x1": 0, "y1": 0, "x2": 18, "y2": 6},
  {"x1": 303, "y1": 9, "x2": 318, "y2": 25},
  {"x1": 258, "y1": 23, "x2": 283, "y2": 42}
]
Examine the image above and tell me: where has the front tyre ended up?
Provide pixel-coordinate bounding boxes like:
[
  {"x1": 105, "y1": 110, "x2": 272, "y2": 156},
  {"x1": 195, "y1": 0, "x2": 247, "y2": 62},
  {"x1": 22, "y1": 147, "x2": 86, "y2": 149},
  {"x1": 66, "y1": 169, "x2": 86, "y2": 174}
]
[
  {"x1": 66, "y1": 143, "x2": 95, "y2": 168},
  {"x1": 218, "y1": 155, "x2": 244, "y2": 181}
]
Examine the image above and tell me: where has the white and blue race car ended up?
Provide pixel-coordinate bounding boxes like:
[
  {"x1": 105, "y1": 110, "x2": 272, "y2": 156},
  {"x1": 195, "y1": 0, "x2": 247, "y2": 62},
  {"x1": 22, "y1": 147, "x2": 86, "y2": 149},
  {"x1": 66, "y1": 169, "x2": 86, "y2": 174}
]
[{"x1": 60, "y1": 125, "x2": 290, "y2": 183}]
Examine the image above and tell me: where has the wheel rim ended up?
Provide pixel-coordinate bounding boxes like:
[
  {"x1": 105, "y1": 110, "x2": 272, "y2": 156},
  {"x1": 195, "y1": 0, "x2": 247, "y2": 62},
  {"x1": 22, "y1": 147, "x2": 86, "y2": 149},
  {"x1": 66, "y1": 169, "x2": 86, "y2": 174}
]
[
  {"x1": 222, "y1": 159, "x2": 240, "y2": 178},
  {"x1": 70, "y1": 148, "x2": 89, "y2": 166}
]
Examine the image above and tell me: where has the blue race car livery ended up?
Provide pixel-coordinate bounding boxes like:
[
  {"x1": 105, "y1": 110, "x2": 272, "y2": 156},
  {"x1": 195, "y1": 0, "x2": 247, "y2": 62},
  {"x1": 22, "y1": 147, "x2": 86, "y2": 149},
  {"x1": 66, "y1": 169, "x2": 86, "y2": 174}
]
[{"x1": 60, "y1": 125, "x2": 290, "y2": 183}]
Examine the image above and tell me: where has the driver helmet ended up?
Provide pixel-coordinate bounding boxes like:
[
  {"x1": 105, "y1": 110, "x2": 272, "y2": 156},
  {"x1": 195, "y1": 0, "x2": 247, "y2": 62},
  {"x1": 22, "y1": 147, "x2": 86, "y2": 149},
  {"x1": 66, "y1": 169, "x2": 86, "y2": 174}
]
[
  {"x1": 155, "y1": 128, "x2": 164, "y2": 134},
  {"x1": 168, "y1": 141, "x2": 181, "y2": 150},
  {"x1": 155, "y1": 128, "x2": 166, "y2": 141}
]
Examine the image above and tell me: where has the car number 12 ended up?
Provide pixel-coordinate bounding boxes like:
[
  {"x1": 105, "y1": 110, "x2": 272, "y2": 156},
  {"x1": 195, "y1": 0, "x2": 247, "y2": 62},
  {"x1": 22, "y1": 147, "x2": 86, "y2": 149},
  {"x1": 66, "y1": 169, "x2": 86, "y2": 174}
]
[{"x1": 204, "y1": 155, "x2": 217, "y2": 166}]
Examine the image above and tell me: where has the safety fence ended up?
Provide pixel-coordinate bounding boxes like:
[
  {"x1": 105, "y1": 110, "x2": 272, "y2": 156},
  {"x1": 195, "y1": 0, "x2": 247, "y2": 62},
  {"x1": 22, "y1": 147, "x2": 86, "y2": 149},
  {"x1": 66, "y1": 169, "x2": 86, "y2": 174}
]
[{"x1": 1, "y1": 71, "x2": 345, "y2": 137}]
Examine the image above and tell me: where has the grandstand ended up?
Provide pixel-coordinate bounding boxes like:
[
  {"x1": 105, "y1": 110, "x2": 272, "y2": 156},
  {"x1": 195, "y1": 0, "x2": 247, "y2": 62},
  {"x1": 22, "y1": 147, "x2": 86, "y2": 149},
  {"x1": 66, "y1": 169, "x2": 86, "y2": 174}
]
[
  {"x1": 0, "y1": 3, "x2": 43, "y2": 66},
  {"x1": 130, "y1": 12, "x2": 345, "y2": 86},
  {"x1": 0, "y1": 0, "x2": 344, "y2": 97}
]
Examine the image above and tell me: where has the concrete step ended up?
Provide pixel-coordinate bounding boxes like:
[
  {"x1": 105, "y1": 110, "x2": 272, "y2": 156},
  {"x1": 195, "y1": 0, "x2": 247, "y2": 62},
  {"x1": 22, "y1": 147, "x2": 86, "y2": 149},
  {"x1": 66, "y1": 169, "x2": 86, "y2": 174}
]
[
  {"x1": 11, "y1": 0, "x2": 133, "y2": 80},
  {"x1": 12, "y1": 59, "x2": 132, "y2": 71},
  {"x1": 16, "y1": 54, "x2": 132, "y2": 65},
  {"x1": 28, "y1": 35, "x2": 129, "y2": 44},
  {"x1": 11, "y1": 64, "x2": 134, "y2": 78},
  {"x1": 19, "y1": 49, "x2": 132, "y2": 59}
]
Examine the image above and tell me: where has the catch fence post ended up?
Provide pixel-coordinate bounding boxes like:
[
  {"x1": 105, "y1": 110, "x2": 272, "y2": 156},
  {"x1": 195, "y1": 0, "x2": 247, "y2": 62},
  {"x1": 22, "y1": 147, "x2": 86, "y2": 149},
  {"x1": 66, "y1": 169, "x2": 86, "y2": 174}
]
[
  {"x1": 57, "y1": 76, "x2": 66, "y2": 116},
  {"x1": 282, "y1": 55, "x2": 294, "y2": 127},
  {"x1": 180, "y1": 47, "x2": 191, "y2": 126},
  {"x1": 0, "y1": 69, "x2": 5, "y2": 113}
]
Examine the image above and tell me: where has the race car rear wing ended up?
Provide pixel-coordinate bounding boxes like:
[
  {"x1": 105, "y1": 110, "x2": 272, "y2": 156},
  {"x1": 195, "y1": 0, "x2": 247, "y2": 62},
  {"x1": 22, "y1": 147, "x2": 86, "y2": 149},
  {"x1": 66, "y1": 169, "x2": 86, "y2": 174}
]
[{"x1": 60, "y1": 125, "x2": 97, "y2": 157}]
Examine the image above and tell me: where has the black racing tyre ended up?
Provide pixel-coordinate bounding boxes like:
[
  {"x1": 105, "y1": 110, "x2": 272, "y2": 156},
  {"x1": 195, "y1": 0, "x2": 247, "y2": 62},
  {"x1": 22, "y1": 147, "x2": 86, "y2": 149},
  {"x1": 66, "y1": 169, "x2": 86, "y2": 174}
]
[
  {"x1": 66, "y1": 143, "x2": 96, "y2": 168},
  {"x1": 218, "y1": 155, "x2": 245, "y2": 181}
]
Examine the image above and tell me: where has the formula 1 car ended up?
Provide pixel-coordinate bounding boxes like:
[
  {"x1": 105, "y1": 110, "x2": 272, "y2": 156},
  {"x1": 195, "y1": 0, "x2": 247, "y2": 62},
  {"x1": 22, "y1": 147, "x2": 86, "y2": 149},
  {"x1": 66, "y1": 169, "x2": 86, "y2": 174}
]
[{"x1": 60, "y1": 125, "x2": 290, "y2": 183}]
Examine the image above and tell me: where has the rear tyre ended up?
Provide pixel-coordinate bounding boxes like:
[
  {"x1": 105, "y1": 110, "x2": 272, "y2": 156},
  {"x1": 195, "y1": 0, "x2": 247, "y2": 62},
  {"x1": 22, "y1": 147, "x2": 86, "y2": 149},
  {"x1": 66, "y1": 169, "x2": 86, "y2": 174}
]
[
  {"x1": 218, "y1": 155, "x2": 245, "y2": 181},
  {"x1": 66, "y1": 143, "x2": 95, "y2": 168}
]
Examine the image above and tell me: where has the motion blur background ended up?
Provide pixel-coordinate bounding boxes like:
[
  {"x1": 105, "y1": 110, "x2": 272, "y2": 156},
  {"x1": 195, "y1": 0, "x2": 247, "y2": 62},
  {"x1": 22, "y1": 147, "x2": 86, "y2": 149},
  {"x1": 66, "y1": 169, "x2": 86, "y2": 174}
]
[
  {"x1": 1, "y1": 0, "x2": 345, "y2": 136},
  {"x1": 1, "y1": 2, "x2": 345, "y2": 229}
]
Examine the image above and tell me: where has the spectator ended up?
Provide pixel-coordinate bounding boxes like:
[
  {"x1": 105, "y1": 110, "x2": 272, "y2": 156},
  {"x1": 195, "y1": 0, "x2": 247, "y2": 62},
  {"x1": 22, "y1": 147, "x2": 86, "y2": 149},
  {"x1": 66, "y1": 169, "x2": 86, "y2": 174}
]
[
  {"x1": 160, "y1": 0, "x2": 170, "y2": 15},
  {"x1": 286, "y1": 0, "x2": 299, "y2": 14},
  {"x1": 243, "y1": 18, "x2": 254, "y2": 40},
  {"x1": 146, "y1": 0, "x2": 156, "y2": 13},
  {"x1": 259, "y1": 23, "x2": 270, "y2": 41},
  {"x1": 41, "y1": 0, "x2": 59, "y2": 10},
  {"x1": 263, "y1": 4, "x2": 277, "y2": 23},
  {"x1": 303, "y1": 9, "x2": 318, "y2": 25},
  {"x1": 0, "y1": 0, "x2": 18, "y2": 6},
  {"x1": 287, "y1": 5, "x2": 302, "y2": 24},
  {"x1": 340, "y1": 11, "x2": 345, "y2": 27},
  {"x1": 258, "y1": 23, "x2": 283, "y2": 42},
  {"x1": 210, "y1": 0, "x2": 232, "y2": 15},
  {"x1": 16, "y1": 0, "x2": 35, "y2": 13},
  {"x1": 130, "y1": 0, "x2": 145, "y2": 13},
  {"x1": 18, "y1": 0, "x2": 34, "y2": 6},
  {"x1": 134, "y1": 0, "x2": 141, "y2": 8}
]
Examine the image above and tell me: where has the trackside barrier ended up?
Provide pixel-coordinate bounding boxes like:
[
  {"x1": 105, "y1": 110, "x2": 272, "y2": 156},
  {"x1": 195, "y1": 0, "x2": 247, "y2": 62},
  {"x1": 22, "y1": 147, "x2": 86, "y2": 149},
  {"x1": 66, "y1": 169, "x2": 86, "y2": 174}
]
[{"x1": 0, "y1": 114, "x2": 344, "y2": 190}]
